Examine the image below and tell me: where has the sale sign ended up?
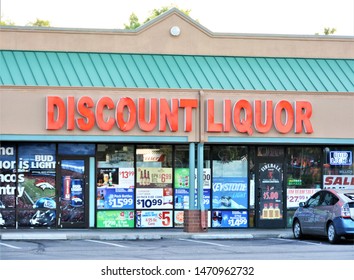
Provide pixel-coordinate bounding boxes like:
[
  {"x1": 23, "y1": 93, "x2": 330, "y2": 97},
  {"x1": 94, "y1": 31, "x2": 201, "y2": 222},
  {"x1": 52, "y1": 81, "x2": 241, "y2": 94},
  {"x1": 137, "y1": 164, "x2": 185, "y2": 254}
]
[
  {"x1": 211, "y1": 210, "x2": 248, "y2": 228},
  {"x1": 136, "y1": 210, "x2": 172, "y2": 228},
  {"x1": 174, "y1": 168, "x2": 211, "y2": 189},
  {"x1": 97, "y1": 188, "x2": 134, "y2": 209},
  {"x1": 287, "y1": 188, "x2": 319, "y2": 208},
  {"x1": 136, "y1": 188, "x2": 173, "y2": 209},
  {"x1": 96, "y1": 210, "x2": 134, "y2": 228},
  {"x1": 136, "y1": 167, "x2": 172, "y2": 187}
]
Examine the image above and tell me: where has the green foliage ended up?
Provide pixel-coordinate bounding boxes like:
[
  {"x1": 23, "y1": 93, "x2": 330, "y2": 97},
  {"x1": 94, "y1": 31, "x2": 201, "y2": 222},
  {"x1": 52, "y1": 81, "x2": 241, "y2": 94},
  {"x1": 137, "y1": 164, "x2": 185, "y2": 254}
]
[
  {"x1": 316, "y1": 27, "x2": 336, "y2": 35},
  {"x1": 28, "y1": 18, "x2": 51, "y2": 27},
  {"x1": 0, "y1": 17, "x2": 15, "y2": 26},
  {"x1": 124, "y1": 5, "x2": 191, "y2": 30},
  {"x1": 323, "y1": 27, "x2": 336, "y2": 35},
  {"x1": 124, "y1": 13, "x2": 141, "y2": 30}
]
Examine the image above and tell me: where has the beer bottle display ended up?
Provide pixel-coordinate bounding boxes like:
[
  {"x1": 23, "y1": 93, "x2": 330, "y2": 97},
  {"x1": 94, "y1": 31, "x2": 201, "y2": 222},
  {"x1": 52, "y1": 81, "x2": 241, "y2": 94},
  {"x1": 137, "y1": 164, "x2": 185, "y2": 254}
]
[
  {"x1": 262, "y1": 203, "x2": 269, "y2": 219},
  {"x1": 268, "y1": 203, "x2": 274, "y2": 218},
  {"x1": 274, "y1": 203, "x2": 281, "y2": 219}
]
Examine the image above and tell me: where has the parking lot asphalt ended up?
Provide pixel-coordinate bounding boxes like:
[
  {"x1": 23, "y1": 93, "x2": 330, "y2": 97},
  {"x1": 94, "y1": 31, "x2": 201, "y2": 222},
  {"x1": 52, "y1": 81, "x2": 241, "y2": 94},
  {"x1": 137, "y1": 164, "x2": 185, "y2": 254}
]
[{"x1": 0, "y1": 228, "x2": 294, "y2": 241}]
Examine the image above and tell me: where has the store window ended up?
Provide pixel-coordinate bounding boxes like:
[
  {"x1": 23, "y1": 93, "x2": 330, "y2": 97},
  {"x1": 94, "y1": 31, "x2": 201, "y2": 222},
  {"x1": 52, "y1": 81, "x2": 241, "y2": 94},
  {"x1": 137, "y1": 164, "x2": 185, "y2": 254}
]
[
  {"x1": 323, "y1": 147, "x2": 354, "y2": 189},
  {"x1": 211, "y1": 146, "x2": 248, "y2": 228},
  {"x1": 18, "y1": 143, "x2": 57, "y2": 227},
  {"x1": 0, "y1": 144, "x2": 16, "y2": 227},
  {"x1": 96, "y1": 144, "x2": 135, "y2": 228},
  {"x1": 135, "y1": 145, "x2": 173, "y2": 228},
  {"x1": 173, "y1": 145, "x2": 211, "y2": 228},
  {"x1": 286, "y1": 146, "x2": 321, "y2": 227},
  {"x1": 58, "y1": 143, "x2": 95, "y2": 155}
]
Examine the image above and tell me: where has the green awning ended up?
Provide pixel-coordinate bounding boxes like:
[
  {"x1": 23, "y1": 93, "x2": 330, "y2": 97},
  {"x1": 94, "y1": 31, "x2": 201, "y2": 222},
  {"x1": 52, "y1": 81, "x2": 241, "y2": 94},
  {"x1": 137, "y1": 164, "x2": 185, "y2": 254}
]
[{"x1": 1, "y1": 50, "x2": 353, "y2": 92}]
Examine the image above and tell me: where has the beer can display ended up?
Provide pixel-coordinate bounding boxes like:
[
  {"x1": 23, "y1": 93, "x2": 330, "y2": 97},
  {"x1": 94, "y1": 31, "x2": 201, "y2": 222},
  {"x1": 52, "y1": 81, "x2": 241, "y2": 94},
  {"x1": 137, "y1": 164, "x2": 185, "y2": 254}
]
[
  {"x1": 62, "y1": 176, "x2": 71, "y2": 201},
  {"x1": 71, "y1": 179, "x2": 83, "y2": 207}
]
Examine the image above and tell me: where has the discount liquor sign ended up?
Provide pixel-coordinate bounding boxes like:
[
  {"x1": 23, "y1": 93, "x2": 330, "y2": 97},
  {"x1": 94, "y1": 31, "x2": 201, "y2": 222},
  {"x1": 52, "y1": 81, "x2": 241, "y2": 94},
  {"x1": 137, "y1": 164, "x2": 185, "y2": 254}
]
[{"x1": 46, "y1": 96, "x2": 313, "y2": 136}]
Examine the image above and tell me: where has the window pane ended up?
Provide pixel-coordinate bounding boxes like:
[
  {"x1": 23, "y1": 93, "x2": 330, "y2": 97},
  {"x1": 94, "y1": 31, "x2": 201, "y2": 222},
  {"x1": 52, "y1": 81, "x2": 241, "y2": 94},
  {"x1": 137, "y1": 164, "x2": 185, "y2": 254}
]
[
  {"x1": 211, "y1": 146, "x2": 248, "y2": 228},
  {"x1": 286, "y1": 147, "x2": 321, "y2": 209},
  {"x1": 96, "y1": 144, "x2": 134, "y2": 215}
]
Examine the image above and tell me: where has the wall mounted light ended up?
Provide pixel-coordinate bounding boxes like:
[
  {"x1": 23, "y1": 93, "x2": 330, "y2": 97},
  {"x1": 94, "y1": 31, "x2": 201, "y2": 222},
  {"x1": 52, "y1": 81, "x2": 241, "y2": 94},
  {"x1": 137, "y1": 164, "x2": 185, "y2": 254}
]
[{"x1": 170, "y1": 26, "x2": 181, "y2": 37}]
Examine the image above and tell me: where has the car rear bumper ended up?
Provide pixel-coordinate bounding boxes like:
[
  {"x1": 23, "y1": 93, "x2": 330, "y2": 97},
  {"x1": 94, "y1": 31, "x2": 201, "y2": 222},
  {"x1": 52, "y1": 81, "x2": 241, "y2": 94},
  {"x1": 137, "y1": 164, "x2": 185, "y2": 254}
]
[{"x1": 333, "y1": 217, "x2": 354, "y2": 235}]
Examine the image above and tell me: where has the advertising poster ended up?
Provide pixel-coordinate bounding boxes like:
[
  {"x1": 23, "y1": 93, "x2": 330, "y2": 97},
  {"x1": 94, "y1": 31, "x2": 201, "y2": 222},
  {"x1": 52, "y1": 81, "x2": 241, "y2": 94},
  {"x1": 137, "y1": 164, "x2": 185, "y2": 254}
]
[
  {"x1": 136, "y1": 187, "x2": 173, "y2": 209},
  {"x1": 174, "y1": 168, "x2": 211, "y2": 189},
  {"x1": 97, "y1": 188, "x2": 134, "y2": 209},
  {"x1": 136, "y1": 167, "x2": 172, "y2": 187},
  {"x1": 136, "y1": 210, "x2": 173, "y2": 228},
  {"x1": 211, "y1": 210, "x2": 248, "y2": 228},
  {"x1": 174, "y1": 188, "x2": 211, "y2": 209},
  {"x1": 212, "y1": 177, "x2": 248, "y2": 209},
  {"x1": 259, "y1": 163, "x2": 283, "y2": 220},
  {"x1": 0, "y1": 144, "x2": 16, "y2": 227},
  {"x1": 287, "y1": 188, "x2": 319, "y2": 208},
  {"x1": 174, "y1": 210, "x2": 184, "y2": 227},
  {"x1": 96, "y1": 167, "x2": 134, "y2": 210},
  {"x1": 17, "y1": 144, "x2": 57, "y2": 227},
  {"x1": 59, "y1": 160, "x2": 85, "y2": 224},
  {"x1": 323, "y1": 175, "x2": 354, "y2": 189},
  {"x1": 96, "y1": 210, "x2": 134, "y2": 228}
]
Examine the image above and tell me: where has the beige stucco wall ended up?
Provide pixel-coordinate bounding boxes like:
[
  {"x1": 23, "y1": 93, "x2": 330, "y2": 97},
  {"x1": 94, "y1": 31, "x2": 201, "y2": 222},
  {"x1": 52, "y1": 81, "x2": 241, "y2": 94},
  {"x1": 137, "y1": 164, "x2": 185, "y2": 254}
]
[
  {"x1": 1, "y1": 87, "x2": 353, "y2": 143},
  {"x1": 1, "y1": 11, "x2": 354, "y2": 58}
]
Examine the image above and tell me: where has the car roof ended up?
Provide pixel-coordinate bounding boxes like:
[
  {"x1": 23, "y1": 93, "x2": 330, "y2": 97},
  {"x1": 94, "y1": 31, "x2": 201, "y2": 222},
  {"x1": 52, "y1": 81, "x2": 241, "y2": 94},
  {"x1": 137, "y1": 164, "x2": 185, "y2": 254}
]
[{"x1": 326, "y1": 189, "x2": 354, "y2": 202}]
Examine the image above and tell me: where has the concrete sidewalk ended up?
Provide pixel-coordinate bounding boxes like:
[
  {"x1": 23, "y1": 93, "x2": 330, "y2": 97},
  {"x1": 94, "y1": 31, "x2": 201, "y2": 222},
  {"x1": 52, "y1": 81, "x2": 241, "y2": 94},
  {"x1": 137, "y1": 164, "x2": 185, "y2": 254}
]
[{"x1": 0, "y1": 228, "x2": 294, "y2": 241}]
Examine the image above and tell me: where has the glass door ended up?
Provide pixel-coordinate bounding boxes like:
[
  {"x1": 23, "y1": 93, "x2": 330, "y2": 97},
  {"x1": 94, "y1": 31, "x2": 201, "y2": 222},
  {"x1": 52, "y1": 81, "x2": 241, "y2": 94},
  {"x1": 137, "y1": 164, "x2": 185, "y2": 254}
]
[
  {"x1": 255, "y1": 147, "x2": 285, "y2": 228},
  {"x1": 57, "y1": 157, "x2": 89, "y2": 228}
]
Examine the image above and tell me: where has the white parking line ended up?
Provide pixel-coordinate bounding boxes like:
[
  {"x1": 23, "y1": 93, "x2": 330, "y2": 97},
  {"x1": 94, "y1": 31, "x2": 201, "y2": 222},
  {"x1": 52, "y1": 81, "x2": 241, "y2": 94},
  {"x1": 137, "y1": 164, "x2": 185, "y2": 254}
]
[
  {"x1": 84, "y1": 239, "x2": 127, "y2": 248},
  {"x1": 0, "y1": 242, "x2": 22, "y2": 249},
  {"x1": 179, "y1": 238, "x2": 228, "y2": 247},
  {"x1": 270, "y1": 238, "x2": 323, "y2": 246}
]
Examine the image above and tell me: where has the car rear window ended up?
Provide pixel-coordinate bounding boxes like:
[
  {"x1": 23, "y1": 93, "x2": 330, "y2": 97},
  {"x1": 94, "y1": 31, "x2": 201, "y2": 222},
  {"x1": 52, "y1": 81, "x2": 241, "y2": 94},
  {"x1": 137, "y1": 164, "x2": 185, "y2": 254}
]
[{"x1": 344, "y1": 193, "x2": 354, "y2": 201}]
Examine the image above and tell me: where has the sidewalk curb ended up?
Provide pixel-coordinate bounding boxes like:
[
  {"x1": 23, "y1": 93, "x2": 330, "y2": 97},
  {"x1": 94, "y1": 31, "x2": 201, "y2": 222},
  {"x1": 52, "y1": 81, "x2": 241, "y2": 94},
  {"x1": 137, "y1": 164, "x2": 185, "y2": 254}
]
[{"x1": 0, "y1": 230, "x2": 294, "y2": 241}]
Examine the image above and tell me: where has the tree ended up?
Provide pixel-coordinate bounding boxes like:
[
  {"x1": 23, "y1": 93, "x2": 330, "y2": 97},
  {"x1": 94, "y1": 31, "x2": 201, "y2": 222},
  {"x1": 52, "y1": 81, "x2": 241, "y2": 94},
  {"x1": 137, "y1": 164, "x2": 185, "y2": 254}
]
[
  {"x1": 124, "y1": 5, "x2": 191, "y2": 30},
  {"x1": 28, "y1": 18, "x2": 51, "y2": 27},
  {"x1": 323, "y1": 27, "x2": 336, "y2": 35},
  {"x1": 0, "y1": 17, "x2": 15, "y2": 26},
  {"x1": 316, "y1": 27, "x2": 336, "y2": 35}
]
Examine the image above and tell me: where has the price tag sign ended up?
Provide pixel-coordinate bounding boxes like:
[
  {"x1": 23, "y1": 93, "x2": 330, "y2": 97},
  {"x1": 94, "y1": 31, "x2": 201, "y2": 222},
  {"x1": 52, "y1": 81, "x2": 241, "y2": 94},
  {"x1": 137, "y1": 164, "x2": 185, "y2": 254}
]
[
  {"x1": 118, "y1": 168, "x2": 134, "y2": 188},
  {"x1": 136, "y1": 210, "x2": 172, "y2": 228},
  {"x1": 136, "y1": 188, "x2": 173, "y2": 209},
  {"x1": 137, "y1": 167, "x2": 172, "y2": 187},
  {"x1": 287, "y1": 188, "x2": 319, "y2": 208}
]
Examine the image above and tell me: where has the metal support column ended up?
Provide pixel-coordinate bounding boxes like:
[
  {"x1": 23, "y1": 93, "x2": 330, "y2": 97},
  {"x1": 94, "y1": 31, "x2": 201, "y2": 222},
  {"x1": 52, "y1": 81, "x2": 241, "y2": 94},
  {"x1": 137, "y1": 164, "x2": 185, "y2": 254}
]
[
  {"x1": 197, "y1": 143, "x2": 204, "y2": 210},
  {"x1": 188, "y1": 142, "x2": 196, "y2": 210}
]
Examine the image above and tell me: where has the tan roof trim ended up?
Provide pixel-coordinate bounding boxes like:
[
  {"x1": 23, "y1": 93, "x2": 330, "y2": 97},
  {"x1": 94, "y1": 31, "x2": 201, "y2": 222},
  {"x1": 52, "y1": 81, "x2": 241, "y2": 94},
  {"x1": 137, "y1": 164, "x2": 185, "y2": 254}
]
[{"x1": 1, "y1": 8, "x2": 354, "y2": 58}]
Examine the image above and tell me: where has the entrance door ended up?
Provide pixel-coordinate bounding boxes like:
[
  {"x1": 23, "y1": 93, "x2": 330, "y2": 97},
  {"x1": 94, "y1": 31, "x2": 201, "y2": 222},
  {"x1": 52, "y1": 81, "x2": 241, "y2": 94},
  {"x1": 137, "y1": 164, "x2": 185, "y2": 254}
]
[
  {"x1": 57, "y1": 157, "x2": 89, "y2": 228},
  {"x1": 255, "y1": 147, "x2": 286, "y2": 228}
]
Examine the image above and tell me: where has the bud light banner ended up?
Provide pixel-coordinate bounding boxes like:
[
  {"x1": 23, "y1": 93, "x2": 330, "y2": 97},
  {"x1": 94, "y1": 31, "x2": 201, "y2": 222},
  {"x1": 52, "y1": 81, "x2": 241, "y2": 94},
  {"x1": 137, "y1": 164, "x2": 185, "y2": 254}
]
[
  {"x1": 211, "y1": 210, "x2": 248, "y2": 228},
  {"x1": 212, "y1": 177, "x2": 248, "y2": 209}
]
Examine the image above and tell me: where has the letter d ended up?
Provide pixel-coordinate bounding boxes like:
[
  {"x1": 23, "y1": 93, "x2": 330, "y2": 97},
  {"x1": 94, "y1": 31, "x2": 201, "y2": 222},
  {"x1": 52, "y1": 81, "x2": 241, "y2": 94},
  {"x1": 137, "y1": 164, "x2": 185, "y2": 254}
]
[{"x1": 46, "y1": 96, "x2": 65, "y2": 130}]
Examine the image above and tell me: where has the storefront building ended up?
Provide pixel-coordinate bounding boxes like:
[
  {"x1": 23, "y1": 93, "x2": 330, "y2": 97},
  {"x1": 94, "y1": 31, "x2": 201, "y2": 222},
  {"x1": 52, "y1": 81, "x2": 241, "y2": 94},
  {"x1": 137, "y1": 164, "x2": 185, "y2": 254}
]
[{"x1": 1, "y1": 9, "x2": 354, "y2": 230}]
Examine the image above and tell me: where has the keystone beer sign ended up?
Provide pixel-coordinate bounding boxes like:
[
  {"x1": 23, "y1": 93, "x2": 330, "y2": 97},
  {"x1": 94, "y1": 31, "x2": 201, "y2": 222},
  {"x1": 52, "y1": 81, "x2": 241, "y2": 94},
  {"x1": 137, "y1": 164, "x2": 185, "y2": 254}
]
[{"x1": 46, "y1": 96, "x2": 313, "y2": 135}]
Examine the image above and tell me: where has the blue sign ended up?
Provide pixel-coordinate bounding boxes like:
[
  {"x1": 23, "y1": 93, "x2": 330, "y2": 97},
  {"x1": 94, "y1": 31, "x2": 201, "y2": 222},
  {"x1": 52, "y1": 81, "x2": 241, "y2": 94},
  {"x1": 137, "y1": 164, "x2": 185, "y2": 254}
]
[
  {"x1": 211, "y1": 210, "x2": 248, "y2": 228},
  {"x1": 212, "y1": 177, "x2": 248, "y2": 209},
  {"x1": 329, "y1": 151, "x2": 352, "y2": 166},
  {"x1": 174, "y1": 189, "x2": 211, "y2": 209},
  {"x1": 97, "y1": 188, "x2": 134, "y2": 209}
]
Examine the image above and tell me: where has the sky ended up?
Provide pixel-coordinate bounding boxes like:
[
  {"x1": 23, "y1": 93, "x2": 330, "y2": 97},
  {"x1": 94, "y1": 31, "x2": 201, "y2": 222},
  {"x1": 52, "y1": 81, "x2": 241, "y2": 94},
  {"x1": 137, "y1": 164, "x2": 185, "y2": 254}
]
[{"x1": 1, "y1": 0, "x2": 354, "y2": 35}]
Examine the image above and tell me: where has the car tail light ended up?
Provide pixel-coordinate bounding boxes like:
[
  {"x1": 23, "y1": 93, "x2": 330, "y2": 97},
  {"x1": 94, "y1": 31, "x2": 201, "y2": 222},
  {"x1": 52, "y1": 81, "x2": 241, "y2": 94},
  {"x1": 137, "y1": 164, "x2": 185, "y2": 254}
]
[{"x1": 341, "y1": 203, "x2": 351, "y2": 218}]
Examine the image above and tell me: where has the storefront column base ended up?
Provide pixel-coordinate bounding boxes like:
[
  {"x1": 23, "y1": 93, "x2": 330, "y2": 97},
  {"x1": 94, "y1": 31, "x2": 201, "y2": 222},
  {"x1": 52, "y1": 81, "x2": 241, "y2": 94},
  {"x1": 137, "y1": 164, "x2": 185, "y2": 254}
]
[{"x1": 183, "y1": 210, "x2": 208, "y2": 233}]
